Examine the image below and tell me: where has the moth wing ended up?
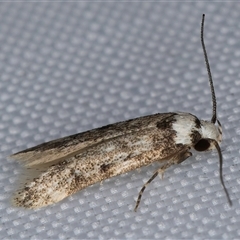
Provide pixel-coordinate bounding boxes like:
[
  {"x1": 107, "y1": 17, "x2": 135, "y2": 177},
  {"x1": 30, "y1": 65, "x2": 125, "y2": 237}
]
[
  {"x1": 13, "y1": 114, "x2": 188, "y2": 209},
  {"x1": 10, "y1": 113, "x2": 176, "y2": 167}
]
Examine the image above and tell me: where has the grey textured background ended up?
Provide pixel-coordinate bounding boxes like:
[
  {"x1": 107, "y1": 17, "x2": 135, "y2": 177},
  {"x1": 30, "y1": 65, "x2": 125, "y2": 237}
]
[{"x1": 0, "y1": 2, "x2": 239, "y2": 239}]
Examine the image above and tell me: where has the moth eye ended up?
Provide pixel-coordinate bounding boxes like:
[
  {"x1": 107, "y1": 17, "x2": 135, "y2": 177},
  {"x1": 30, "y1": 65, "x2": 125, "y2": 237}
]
[{"x1": 194, "y1": 139, "x2": 211, "y2": 152}]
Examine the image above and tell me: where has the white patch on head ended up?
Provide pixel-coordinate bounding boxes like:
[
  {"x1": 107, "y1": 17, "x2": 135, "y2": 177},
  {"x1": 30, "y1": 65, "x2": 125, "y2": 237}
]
[
  {"x1": 172, "y1": 113, "x2": 201, "y2": 145},
  {"x1": 200, "y1": 120, "x2": 222, "y2": 150}
]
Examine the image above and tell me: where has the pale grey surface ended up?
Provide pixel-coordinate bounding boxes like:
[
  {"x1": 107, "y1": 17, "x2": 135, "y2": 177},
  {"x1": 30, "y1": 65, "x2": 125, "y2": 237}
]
[{"x1": 0, "y1": 2, "x2": 240, "y2": 239}]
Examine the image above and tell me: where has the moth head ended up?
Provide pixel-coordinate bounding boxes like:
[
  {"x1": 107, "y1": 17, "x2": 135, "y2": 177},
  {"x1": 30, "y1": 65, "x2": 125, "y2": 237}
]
[{"x1": 194, "y1": 119, "x2": 222, "y2": 152}]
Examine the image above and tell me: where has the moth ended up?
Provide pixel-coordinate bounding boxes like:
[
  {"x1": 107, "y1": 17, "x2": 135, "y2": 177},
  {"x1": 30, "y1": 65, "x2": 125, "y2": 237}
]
[{"x1": 11, "y1": 14, "x2": 231, "y2": 210}]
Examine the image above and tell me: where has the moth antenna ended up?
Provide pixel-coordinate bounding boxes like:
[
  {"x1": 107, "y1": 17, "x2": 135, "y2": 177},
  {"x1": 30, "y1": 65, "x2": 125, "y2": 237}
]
[
  {"x1": 201, "y1": 14, "x2": 217, "y2": 124},
  {"x1": 202, "y1": 16, "x2": 231, "y2": 205},
  {"x1": 212, "y1": 139, "x2": 232, "y2": 206}
]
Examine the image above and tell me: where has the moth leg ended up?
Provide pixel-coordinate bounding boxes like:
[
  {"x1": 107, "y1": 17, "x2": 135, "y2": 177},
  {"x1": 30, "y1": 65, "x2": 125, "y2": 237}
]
[
  {"x1": 134, "y1": 170, "x2": 158, "y2": 212},
  {"x1": 159, "y1": 150, "x2": 192, "y2": 179},
  {"x1": 134, "y1": 149, "x2": 192, "y2": 212},
  {"x1": 176, "y1": 150, "x2": 192, "y2": 164}
]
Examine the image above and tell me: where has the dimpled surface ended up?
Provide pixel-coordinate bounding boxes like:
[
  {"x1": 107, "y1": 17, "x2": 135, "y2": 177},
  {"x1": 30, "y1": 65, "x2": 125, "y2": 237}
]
[{"x1": 0, "y1": 2, "x2": 240, "y2": 239}]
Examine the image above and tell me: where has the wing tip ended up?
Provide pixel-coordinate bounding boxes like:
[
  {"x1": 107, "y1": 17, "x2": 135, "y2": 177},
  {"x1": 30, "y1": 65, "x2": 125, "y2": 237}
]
[{"x1": 11, "y1": 193, "x2": 36, "y2": 209}]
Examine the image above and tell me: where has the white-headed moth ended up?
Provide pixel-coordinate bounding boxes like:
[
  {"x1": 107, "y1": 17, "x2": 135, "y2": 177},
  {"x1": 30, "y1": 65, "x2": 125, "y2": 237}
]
[{"x1": 11, "y1": 14, "x2": 232, "y2": 210}]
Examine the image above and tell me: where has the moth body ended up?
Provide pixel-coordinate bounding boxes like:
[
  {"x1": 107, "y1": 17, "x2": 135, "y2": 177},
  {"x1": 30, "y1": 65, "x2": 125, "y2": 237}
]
[{"x1": 11, "y1": 112, "x2": 221, "y2": 208}]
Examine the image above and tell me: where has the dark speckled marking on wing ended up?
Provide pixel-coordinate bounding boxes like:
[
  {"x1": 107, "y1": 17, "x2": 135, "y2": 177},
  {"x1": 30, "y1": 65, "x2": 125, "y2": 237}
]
[{"x1": 10, "y1": 113, "x2": 177, "y2": 166}]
